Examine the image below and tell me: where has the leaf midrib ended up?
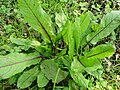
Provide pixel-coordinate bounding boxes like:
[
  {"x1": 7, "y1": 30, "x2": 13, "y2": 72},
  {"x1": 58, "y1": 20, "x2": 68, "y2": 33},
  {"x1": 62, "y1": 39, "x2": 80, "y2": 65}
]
[
  {"x1": 0, "y1": 56, "x2": 41, "y2": 69},
  {"x1": 86, "y1": 48, "x2": 112, "y2": 58},
  {"x1": 23, "y1": 0, "x2": 53, "y2": 43},
  {"x1": 19, "y1": 68, "x2": 39, "y2": 88},
  {"x1": 83, "y1": 14, "x2": 120, "y2": 48}
]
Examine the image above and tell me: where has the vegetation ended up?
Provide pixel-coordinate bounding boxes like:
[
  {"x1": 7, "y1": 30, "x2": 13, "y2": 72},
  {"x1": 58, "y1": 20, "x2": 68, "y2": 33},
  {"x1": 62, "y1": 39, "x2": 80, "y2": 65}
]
[{"x1": 0, "y1": 0, "x2": 120, "y2": 90}]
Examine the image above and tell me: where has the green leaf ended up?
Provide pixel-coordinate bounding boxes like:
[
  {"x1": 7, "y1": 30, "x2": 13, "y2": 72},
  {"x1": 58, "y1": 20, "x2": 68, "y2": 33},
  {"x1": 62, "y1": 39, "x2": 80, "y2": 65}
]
[
  {"x1": 68, "y1": 21, "x2": 74, "y2": 59},
  {"x1": 85, "y1": 44, "x2": 115, "y2": 59},
  {"x1": 62, "y1": 21, "x2": 71, "y2": 44},
  {"x1": 30, "y1": 86, "x2": 38, "y2": 90},
  {"x1": 85, "y1": 67, "x2": 103, "y2": 78},
  {"x1": 10, "y1": 37, "x2": 41, "y2": 47},
  {"x1": 73, "y1": 12, "x2": 91, "y2": 52},
  {"x1": 70, "y1": 71, "x2": 89, "y2": 88},
  {"x1": 62, "y1": 21, "x2": 74, "y2": 59},
  {"x1": 55, "y1": 13, "x2": 67, "y2": 42},
  {"x1": 17, "y1": 66, "x2": 39, "y2": 89},
  {"x1": 18, "y1": 0, "x2": 55, "y2": 43},
  {"x1": 70, "y1": 58, "x2": 88, "y2": 88},
  {"x1": 87, "y1": 11, "x2": 120, "y2": 44},
  {"x1": 35, "y1": 45, "x2": 52, "y2": 57},
  {"x1": 80, "y1": 57, "x2": 103, "y2": 78},
  {"x1": 68, "y1": 37, "x2": 74, "y2": 59},
  {"x1": 55, "y1": 30, "x2": 63, "y2": 43},
  {"x1": 54, "y1": 86, "x2": 69, "y2": 90},
  {"x1": 40, "y1": 60, "x2": 68, "y2": 83},
  {"x1": 80, "y1": 57, "x2": 101, "y2": 68},
  {"x1": 57, "y1": 49, "x2": 67, "y2": 57},
  {"x1": 68, "y1": 80, "x2": 79, "y2": 90},
  {"x1": 10, "y1": 37, "x2": 41, "y2": 51},
  {"x1": 0, "y1": 52, "x2": 41, "y2": 79},
  {"x1": 71, "y1": 57, "x2": 84, "y2": 73},
  {"x1": 38, "y1": 88, "x2": 45, "y2": 90},
  {"x1": 60, "y1": 0, "x2": 67, "y2": 2},
  {"x1": 80, "y1": 44, "x2": 115, "y2": 71},
  {"x1": 10, "y1": 36, "x2": 31, "y2": 46},
  {"x1": 59, "y1": 55, "x2": 71, "y2": 69},
  {"x1": 37, "y1": 71, "x2": 49, "y2": 87},
  {"x1": 8, "y1": 75, "x2": 18, "y2": 85},
  {"x1": 55, "y1": 12, "x2": 67, "y2": 30}
]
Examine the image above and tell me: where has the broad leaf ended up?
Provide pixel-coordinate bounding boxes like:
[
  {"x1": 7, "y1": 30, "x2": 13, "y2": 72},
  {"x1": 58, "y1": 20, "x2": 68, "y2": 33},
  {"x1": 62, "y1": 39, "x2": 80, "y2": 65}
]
[
  {"x1": 40, "y1": 60, "x2": 68, "y2": 83},
  {"x1": 70, "y1": 58, "x2": 88, "y2": 87},
  {"x1": 71, "y1": 57, "x2": 84, "y2": 73},
  {"x1": 70, "y1": 58, "x2": 88, "y2": 88},
  {"x1": 85, "y1": 67, "x2": 103, "y2": 78},
  {"x1": 70, "y1": 71, "x2": 89, "y2": 88},
  {"x1": 18, "y1": 0, "x2": 55, "y2": 43},
  {"x1": 0, "y1": 52, "x2": 41, "y2": 79},
  {"x1": 37, "y1": 71, "x2": 49, "y2": 87},
  {"x1": 73, "y1": 12, "x2": 91, "y2": 52},
  {"x1": 80, "y1": 57, "x2": 103, "y2": 78},
  {"x1": 85, "y1": 44, "x2": 115, "y2": 59},
  {"x1": 17, "y1": 66, "x2": 39, "y2": 89},
  {"x1": 80, "y1": 44, "x2": 115, "y2": 70},
  {"x1": 79, "y1": 57, "x2": 103, "y2": 78},
  {"x1": 87, "y1": 11, "x2": 120, "y2": 44},
  {"x1": 80, "y1": 58, "x2": 101, "y2": 68}
]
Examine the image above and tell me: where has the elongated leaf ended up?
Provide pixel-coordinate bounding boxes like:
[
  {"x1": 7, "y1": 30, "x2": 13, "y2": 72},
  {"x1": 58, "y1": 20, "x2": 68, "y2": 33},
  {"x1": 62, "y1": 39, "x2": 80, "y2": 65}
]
[
  {"x1": 70, "y1": 71, "x2": 89, "y2": 88},
  {"x1": 73, "y1": 12, "x2": 91, "y2": 52},
  {"x1": 68, "y1": 38, "x2": 74, "y2": 60},
  {"x1": 40, "y1": 60, "x2": 68, "y2": 83},
  {"x1": 8, "y1": 75, "x2": 19, "y2": 85},
  {"x1": 80, "y1": 44, "x2": 115, "y2": 70},
  {"x1": 80, "y1": 57, "x2": 101, "y2": 68},
  {"x1": 10, "y1": 37, "x2": 40, "y2": 47},
  {"x1": 37, "y1": 71, "x2": 49, "y2": 87},
  {"x1": 70, "y1": 58, "x2": 88, "y2": 88},
  {"x1": 85, "y1": 44, "x2": 115, "y2": 59},
  {"x1": 87, "y1": 11, "x2": 120, "y2": 44},
  {"x1": 71, "y1": 58, "x2": 84, "y2": 73},
  {"x1": 0, "y1": 52, "x2": 41, "y2": 79},
  {"x1": 62, "y1": 21, "x2": 74, "y2": 59},
  {"x1": 10, "y1": 37, "x2": 31, "y2": 46},
  {"x1": 17, "y1": 66, "x2": 39, "y2": 89},
  {"x1": 55, "y1": 13, "x2": 67, "y2": 30},
  {"x1": 60, "y1": 21, "x2": 71, "y2": 45},
  {"x1": 10, "y1": 37, "x2": 41, "y2": 51},
  {"x1": 18, "y1": 0, "x2": 55, "y2": 43}
]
